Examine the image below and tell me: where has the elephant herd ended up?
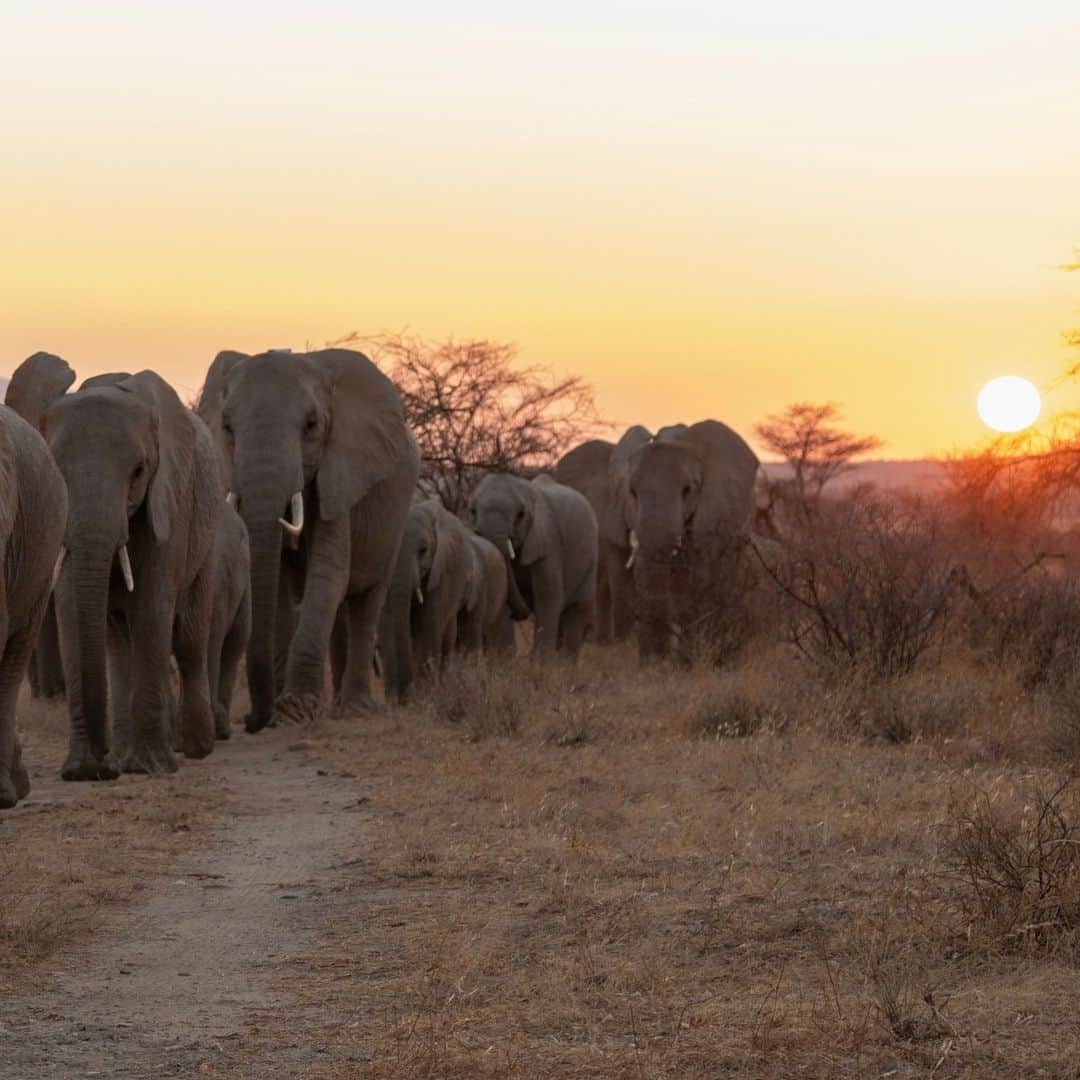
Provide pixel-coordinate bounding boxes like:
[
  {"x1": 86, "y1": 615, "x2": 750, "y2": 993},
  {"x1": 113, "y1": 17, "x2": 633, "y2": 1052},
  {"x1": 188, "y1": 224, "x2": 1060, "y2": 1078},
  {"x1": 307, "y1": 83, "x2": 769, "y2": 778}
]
[{"x1": 0, "y1": 346, "x2": 761, "y2": 810}]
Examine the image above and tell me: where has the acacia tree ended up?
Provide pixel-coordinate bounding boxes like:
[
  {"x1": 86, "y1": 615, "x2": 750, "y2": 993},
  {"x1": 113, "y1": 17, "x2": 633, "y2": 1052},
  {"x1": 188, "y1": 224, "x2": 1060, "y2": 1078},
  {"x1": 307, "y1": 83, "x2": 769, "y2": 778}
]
[
  {"x1": 328, "y1": 331, "x2": 601, "y2": 514},
  {"x1": 754, "y1": 402, "x2": 882, "y2": 524}
]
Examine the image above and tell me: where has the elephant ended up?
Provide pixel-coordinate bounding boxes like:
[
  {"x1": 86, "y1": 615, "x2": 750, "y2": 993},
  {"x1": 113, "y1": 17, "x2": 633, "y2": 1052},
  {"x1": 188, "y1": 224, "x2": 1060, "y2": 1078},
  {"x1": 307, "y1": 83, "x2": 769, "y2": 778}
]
[
  {"x1": 611, "y1": 420, "x2": 759, "y2": 661},
  {"x1": 380, "y1": 496, "x2": 475, "y2": 698},
  {"x1": 198, "y1": 348, "x2": 420, "y2": 728},
  {"x1": 468, "y1": 473, "x2": 597, "y2": 659},
  {"x1": 7, "y1": 352, "x2": 222, "y2": 779},
  {"x1": 554, "y1": 430, "x2": 649, "y2": 643},
  {"x1": 26, "y1": 600, "x2": 65, "y2": 700},
  {"x1": 207, "y1": 502, "x2": 251, "y2": 739},
  {"x1": 459, "y1": 532, "x2": 513, "y2": 654},
  {"x1": 0, "y1": 406, "x2": 67, "y2": 808}
]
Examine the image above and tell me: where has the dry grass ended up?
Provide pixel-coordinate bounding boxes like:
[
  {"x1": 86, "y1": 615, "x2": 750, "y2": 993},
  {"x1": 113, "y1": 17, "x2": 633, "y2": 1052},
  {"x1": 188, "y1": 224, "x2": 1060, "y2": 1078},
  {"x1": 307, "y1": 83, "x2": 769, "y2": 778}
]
[
  {"x1": 0, "y1": 691, "x2": 224, "y2": 988},
  {"x1": 204, "y1": 644, "x2": 1080, "y2": 1078}
]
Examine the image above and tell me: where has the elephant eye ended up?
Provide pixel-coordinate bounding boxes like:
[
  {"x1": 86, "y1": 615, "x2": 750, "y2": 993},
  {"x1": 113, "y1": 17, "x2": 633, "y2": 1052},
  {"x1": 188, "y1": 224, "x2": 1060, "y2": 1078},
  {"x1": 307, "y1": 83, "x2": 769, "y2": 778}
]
[
  {"x1": 222, "y1": 421, "x2": 233, "y2": 437},
  {"x1": 131, "y1": 463, "x2": 145, "y2": 483},
  {"x1": 682, "y1": 485, "x2": 691, "y2": 498},
  {"x1": 304, "y1": 414, "x2": 318, "y2": 435}
]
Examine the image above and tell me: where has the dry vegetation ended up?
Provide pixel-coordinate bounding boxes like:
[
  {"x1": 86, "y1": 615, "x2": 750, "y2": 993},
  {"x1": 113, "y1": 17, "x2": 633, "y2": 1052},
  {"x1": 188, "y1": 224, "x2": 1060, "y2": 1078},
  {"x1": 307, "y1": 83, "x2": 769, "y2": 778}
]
[
  {"x1": 201, "y1": 605, "x2": 1080, "y2": 1077},
  {"x1": 0, "y1": 693, "x2": 224, "y2": 990}
]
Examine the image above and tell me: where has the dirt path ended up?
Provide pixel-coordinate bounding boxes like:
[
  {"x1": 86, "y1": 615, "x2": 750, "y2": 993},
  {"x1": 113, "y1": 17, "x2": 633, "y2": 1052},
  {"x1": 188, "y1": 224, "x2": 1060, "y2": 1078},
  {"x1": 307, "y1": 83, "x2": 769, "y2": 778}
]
[{"x1": 1, "y1": 728, "x2": 367, "y2": 1078}]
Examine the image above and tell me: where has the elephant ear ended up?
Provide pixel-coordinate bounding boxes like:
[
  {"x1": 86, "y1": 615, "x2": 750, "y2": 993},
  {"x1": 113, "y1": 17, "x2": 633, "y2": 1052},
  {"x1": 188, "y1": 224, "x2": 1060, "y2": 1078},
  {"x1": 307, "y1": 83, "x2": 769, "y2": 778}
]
[
  {"x1": 554, "y1": 439, "x2": 623, "y2": 545},
  {"x1": 655, "y1": 423, "x2": 689, "y2": 443},
  {"x1": 521, "y1": 480, "x2": 555, "y2": 566},
  {"x1": 118, "y1": 371, "x2": 196, "y2": 545},
  {"x1": 196, "y1": 350, "x2": 249, "y2": 428},
  {"x1": 310, "y1": 349, "x2": 417, "y2": 523},
  {"x1": 427, "y1": 503, "x2": 462, "y2": 593},
  {"x1": 5, "y1": 352, "x2": 76, "y2": 429},
  {"x1": 609, "y1": 425, "x2": 653, "y2": 531},
  {"x1": 676, "y1": 420, "x2": 759, "y2": 541}
]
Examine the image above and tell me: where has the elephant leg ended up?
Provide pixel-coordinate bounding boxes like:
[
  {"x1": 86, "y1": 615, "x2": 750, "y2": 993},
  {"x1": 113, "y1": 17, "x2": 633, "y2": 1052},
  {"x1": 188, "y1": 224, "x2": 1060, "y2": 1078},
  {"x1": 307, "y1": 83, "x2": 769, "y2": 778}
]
[
  {"x1": 173, "y1": 569, "x2": 215, "y2": 760},
  {"x1": 216, "y1": 598, "x2": 249, "y2": 740},
  {"x1": 281, "y1": 518, "x2": 351, "y2": 719},
  {"x1": 558, "y1": 603, "x2": 589, "y2": 661},
  {"x1": 594, "y1": 556, "x2": 612, "y2": 643},
  {"x1": 441, "y1": 616, "x2": 458, "y2": 672},
  {"x1": 530, "y1": 572, "x2": 562, "y2": 656},
  {"x1": 0, "y1": 623, "x2": 36, "y2": 809},
  {"x1": 36, "y1": 599, "x2": 65, "y2": 698},
  {"x1": 107, "y1": 614, "x2": 133, "y2": 761},
  {"x1": 607, "y1": 548, "x2": 636, "y2": 643},
  {"x1": 205, "y1": 599, "x2": 227, "y2": 743},
  {"x1": 330, "y1": 604, "x2": 348, "y2": 703},
  {"x1": 27, "y1": 648, "x2": 41, "y2": 699},
  {"x1": 274, "y1": 565, "x2": 298, "y2": 699},
  {"x1": 338, "y1": 585, "x2": 385, "y2": 711},
  {"x1": 123, "y1": 602, "x2": 178, "y2": 776}
]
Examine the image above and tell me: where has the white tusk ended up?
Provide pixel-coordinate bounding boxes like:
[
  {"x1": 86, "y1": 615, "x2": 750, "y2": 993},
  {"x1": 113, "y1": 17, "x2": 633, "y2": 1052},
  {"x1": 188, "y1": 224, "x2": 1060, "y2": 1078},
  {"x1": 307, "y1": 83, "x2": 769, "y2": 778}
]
[
  {"x1": 415, "y1": 586, "x2": 424, "y2": 605},
  {"x1": 226, "y1": 491, "x2": 236, "y2": 507},
  {"x1": 52, "y1": 546, "x2": 66, "y2": 588},
  {"x1": 278, "y1": 491, "x2": 304, "y2": 537},
  {"x1": 625, "y1": 530, "x2": 639, "y2": 570},
  {"x1": 118, "y1": 544, "x2": 135, "y2": 592},
  {"x1": 506, "y1": 538, "x2": 516, "y2": 561}
]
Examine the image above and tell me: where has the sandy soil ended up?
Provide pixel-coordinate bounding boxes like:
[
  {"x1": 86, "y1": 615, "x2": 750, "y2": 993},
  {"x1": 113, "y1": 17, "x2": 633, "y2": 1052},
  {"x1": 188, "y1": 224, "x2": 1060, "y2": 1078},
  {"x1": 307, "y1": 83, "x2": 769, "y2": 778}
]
[{"x1": 2, "y1": 729, "x2": 365, "y2": 1078}]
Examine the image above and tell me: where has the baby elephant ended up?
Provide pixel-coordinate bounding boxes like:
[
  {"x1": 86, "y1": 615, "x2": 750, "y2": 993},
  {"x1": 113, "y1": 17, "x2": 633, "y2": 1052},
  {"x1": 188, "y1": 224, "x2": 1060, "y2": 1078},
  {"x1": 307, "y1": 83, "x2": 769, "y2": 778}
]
[
  {"x1": 381, "y1": 497, "x2": 476, "y2": 701},
  {"x1": 0, "y1": 407, "x2": 67, "y2": 808},
  {"x1": 469, "y1": 473, "x2": 597, "y2": 659},
  {"x1": 459, "y1": 532, "x2": 513, "y2": 655}
]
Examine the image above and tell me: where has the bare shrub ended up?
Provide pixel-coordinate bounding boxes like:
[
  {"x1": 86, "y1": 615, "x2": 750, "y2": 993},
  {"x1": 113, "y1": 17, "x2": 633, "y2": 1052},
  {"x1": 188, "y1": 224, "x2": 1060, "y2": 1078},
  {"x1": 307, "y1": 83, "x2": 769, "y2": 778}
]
[
  {"x1": 681, "y1": 671, "x2": 781, "y2": 739},
  {"x1": 329, "y1": 331, "x2": 601, "y2": 513},
  {"x1": 758, "y1": 494, "x2": 957, "y2": 680},
  {"x1": 944, "y1": 779, "x2": 1080, "y2": 958},
  {"x1": 421, "y1": 663, "x2": 525, "y2": 740}
]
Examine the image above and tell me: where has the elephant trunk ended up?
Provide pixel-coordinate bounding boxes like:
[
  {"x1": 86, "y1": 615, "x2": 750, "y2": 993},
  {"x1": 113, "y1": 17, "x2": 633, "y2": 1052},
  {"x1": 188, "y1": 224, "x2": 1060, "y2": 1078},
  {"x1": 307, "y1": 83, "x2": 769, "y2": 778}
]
[
  {"x1": 381, "y1": 557, "x2": 417, "y2": 704},
  {"x1": 633, "y1": 514, "x2": 686, "y2": 660},
  {"x1": 493, "y1": 534, "x2": 530, "y2": 621},
  {"x1": 243, "y1": 509, "x2": 285, "y2": 732},
  {"x1": 55, "y1": 542, "x2": 114, "y2": 762}
]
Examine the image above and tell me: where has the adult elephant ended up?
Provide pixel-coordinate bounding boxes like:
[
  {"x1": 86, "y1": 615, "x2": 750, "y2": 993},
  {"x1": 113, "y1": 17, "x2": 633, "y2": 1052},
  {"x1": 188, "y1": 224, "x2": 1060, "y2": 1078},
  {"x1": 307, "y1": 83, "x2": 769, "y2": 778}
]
[
  {"x1": 381, "y1": 497, "x2": 474, "y2": 699},
  {"x1": 0, "y1": 406, "x2": 67, "y2": 808},
  {"x1": 198, "y1": 348, "x2": 419, "y2": 728},
  {"x1": 7, "y1": 353, "x2": 222, "y2": 778},
  {"x1": 554, "y1": 430, "x2": 649, "y2": 643},
  {"x1": 468, "y1": 473, "x2": 597, "y2": 659},
  {"x1": 611, "y1": 420, "x2": 759, "y2": 661},
  {"x1": 459, "y1": 532, "x2": 512, "y2": 655}
]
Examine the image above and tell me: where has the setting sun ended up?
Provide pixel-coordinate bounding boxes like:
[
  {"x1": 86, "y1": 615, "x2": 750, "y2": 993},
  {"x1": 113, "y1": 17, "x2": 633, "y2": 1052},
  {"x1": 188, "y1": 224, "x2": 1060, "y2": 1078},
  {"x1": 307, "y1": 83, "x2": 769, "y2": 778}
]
[{"x1": 977, "y1": 375, "x2": 1042, "y2": 434}]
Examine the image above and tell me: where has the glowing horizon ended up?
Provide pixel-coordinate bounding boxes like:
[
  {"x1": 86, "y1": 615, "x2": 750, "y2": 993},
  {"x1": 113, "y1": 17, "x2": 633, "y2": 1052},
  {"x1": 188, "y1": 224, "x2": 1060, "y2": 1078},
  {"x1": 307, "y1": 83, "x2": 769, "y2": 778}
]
[{"x1": 3, "y1": 3, "x2": 1079, "y2": 458}]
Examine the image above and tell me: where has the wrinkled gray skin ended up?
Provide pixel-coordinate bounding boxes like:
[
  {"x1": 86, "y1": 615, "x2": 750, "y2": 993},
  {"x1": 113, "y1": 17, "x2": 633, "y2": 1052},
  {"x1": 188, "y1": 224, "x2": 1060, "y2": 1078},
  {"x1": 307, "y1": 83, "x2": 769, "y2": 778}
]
[
  {"x1": 207, "y1": 503, "x2": 251, "y2": 739},
  {"x1": 199, "y1": 349, "x2": 419, "y2": 728},
  {"x1": 0, "y1": 406, "x2": 67, "y2": 808},
  {"x1": 459, "y1": 532, "x2": 512, "y2": 655},
  {"x1": 554, "y1": 430, "x2": 649, "y2": 643},
  {"x1": 27, "y1": 599, "x2": 64, "y2": 700},
  {"x1": 8, "y1": 353, "x2": 222, "y2": 779},
  {"x1": 468, "y1": 473, "x2": 597, "y2": 659},
  {"x1": 612, "y1": 420, "x2": 758, "y2": 661},
  {"x1": 380, "y1": 497, "x2": 474, "y2": 697}
]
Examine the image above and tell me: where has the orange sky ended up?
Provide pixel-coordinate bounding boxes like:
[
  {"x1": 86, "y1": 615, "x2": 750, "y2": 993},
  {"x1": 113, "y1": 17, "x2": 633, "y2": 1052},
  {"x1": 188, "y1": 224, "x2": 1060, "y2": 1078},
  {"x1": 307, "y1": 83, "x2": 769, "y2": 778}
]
[{"x1": 3, "y1": 4, "x2": 1080, "y2": 457}]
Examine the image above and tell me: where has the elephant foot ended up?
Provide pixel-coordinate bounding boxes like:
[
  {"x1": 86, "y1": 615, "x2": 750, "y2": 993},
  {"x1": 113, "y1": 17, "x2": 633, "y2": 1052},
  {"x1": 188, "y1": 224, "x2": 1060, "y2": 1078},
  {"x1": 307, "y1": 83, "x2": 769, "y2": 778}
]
[
  {"x1": 62, "y1": 745, "x2": 121, "y2": 783},
  {"x1": 0, "y1": 761, "x2": 28, "y2": 809},
  {"x1": 244, "y1": 710, "x2": 276, "y2": 734},
  {"x1": 337, "y1": 688, "x2": 377, "y2": 715},
  {"x1": 182, "y1": 732, "x2": 214, "y2": 760},
  {"x1": 12, "y1": 745, "x2": 30, "y2": 801},
  {"x1": 214, "y1": 709, "x2": 232, "y2": 741},
  {"x1": 121, "y1": 741, "x2": 178, "y2": 776},
  {"x1": 274, "y1": 693, "x2": 322, "y2": 727}
]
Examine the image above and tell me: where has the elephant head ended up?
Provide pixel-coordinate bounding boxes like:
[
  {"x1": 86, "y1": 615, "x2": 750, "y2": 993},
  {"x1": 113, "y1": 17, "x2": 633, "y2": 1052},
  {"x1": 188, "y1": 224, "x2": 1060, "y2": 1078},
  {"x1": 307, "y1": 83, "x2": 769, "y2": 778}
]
[
  {"x1": 614, "y1": 421, "x2": 758, "y2": 657},
  {"x1": 468, "y1": 473, "x2": 552, "y2": 621},
  {"x1": 7, "y1": 356, "x2": 198, "y2": 773},
  {"x1": 197, "y1": 348, "x2": 413, "y2": 729}
]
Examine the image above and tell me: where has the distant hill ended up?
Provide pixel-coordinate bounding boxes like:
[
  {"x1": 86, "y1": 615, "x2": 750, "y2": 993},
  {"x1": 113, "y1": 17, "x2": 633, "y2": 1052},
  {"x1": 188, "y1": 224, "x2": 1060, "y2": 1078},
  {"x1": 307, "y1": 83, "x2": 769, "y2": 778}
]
[{"x1": 762, "y1": 459, "x2": 948, "y2": 493}]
